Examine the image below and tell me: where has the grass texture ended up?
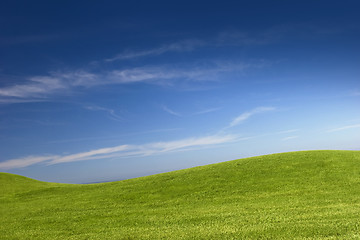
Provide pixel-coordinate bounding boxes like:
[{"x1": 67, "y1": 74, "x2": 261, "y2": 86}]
[{"x1": 1, "y1": 150, "x2": 360, "y2": 239}]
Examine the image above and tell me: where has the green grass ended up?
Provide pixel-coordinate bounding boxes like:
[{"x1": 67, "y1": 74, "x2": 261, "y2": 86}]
[{"x1": 1, "y1": 150, "x2": 360, "y2": 239}]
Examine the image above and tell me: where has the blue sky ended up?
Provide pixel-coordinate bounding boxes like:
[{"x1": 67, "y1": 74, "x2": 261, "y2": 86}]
[{"x1": 0, "y1": 1, "x2": 359, "y2": 183}]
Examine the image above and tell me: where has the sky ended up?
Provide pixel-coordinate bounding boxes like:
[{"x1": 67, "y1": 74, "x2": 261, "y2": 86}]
[{"x1": 0, "y1": 0, "x2": 359, "y2": 183}]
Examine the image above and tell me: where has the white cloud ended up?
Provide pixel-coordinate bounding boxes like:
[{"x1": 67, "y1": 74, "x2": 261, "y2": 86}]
[
  {"x1": 0, "y1": 134, "x2": 237, "y2": 169},
  {"x1": 50, "y1": 145, "x2": 132, "y2": 164},
  {"x1": 105, "y1": 39, "x2": 204, "y2": 61},
  {"x1": 0, "y1": 62, "x2": 255, "y2": 104},
  {"x1": 85, "y1": 105, "x2": 122, "y2": 121},
  {"x1": 276, "y1": 129, "x2": 300, "y2": 134},
  {"x1": 326, "y1": 124, "x2": 360, "y2": 133},
  {"x1": 105, "y1": 28, "x2": 284, "y2": 62},
  {"x1": 163, "y1": 105, "x2": 222, "y2": 117},
  {"x1": 0, "y1": 99, "x2": 47, "y2": 104},
  {"x1": 105, "y1": 62, "x2": 250, "y2": 85},
  {"x1": 0, "y1": 76, "x2": 67, "y2": 98},
  {"x1": 282, "y1": 136, "x2": 298, "y2": 141},
  {"x1": 107, "y1": 66, "x2": 181, "y2": 84},
  {"x1": 229, "y1": 107, "x2": 276, "y2": 128},
  {"x1": 193, "y1": 107, "x2": 221, "y2": 115},
  {"x1": 162, "y1": 105, "x2": 181, "y2": 117},
  {"x1": 48, "y1": 128, "x2": 182, "y2": 144},
  {"x1": 144, "y1": 135, "x2": 235, "y2": 153},
  {"x1": 0, "y1": 155, "x2": 58, "y2": 170},
  {"x1": 55, "y1": 70, "x2": 99, "y2": 87},
  {"x1": 105, "y1": 25, "x2": 312, "y2": 62}
]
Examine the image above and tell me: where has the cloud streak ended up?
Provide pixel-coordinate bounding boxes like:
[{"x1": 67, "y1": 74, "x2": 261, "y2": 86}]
[
  {"x1": 0, "y1": 134, "x2": 236, "y2": 170},
  {"x1": 228, "y1": 107, "x2": 276, "y2": 128},
  {"x1": 0, "y1": 76, "x2": 67, "y2": 99},
  {"x1": 0, "y1": 62, "x2": 254, "y2": 103},
  {"x1": 85, "y1": 105, "x2": 123, "y2": 121},
  {"x1": 193, "y1": 107, "x2": 222, "y2": 115},
  {"x1": 0, "y1": 104, "x2": 279, "y2": 170},
  {"x1": 162, "y1": 105, "x2": 182, "y2": 117},
  {"x1": 282, "y1": 136, "x2": 299, "y2": 141},
  {"x1": 326, "y1": 124, "x2": 360, "y2": 133},
  {"x1": 276, "y1": 129, "x2": 300, "y2": 134},
  {"x1": 0, "y1": 156, "x2": 58, "y2": 170},
  {"x1": 105, "y1": 39, "x2": 204, "y2": 61},
  {"x1": 104, "y1": 27, "x2": 298, "y2": 62}
]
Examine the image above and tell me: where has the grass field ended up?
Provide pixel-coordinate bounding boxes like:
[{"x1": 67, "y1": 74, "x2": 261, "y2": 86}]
[{"x1": 1, "y1": 150, "x2": 360, "y2": 239}]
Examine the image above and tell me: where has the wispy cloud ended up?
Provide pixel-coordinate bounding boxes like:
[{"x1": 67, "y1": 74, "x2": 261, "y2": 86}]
[
  {"x1": 193, "y1": 107, "x2": 222, "y2": 115},
  {"x1": 0, "y1": 62, "x2": 255, "y2": 104},
  {"x1": 105, "y1": 39, "x2": 204, "y2": 61},
  {"x1": 104, "y1": 27, "x2": 291, "y2": 62},
  {"x1": 50, "y1": 145, "x2": 132, "y2": 164},
  {"x1": 138, "y1": 134, "x2": 236, "y2": 156},
  {"x1": 276, "y1": 129, "x2": 300, "y2": 134},
  {"x1": 104, "y1": 25, "x2": 333, "y2": 62},
  {"x1": 0, "y1": 103, "x2": 280, "y2": 170},
  {"x1": 105, "y1": 62, "x2": 252, "y2": 85},
  {"x1": 0, "y1": 134, "x2": 237, "y2": 170},
  {"x1": 85, "y1": 105, "x2": 122, "y2": 121},
  {"x1": 48, "y1": 128, "x2": 182, "y2": 144},
  {"x1": 106, "y1": 66, "x2": 185, "y2": 84},
  {"x1": 282, "y1": 136, "x2": 298, "y2": 141},
  {"x1": 0, "y1": 155, "x2": 58, "y2": 170},
  {"x1": 0, "y1": 98, "x2": 47, "y2": 104},
  {"x1": 163, "y1": 105, "x2": 222, "y2": 117},
  {"x1": 326, "y1": 124, "x2": 360, "y2": 133},
  {"x1": 162, "y1": 105, "x2": 182, "y2": 117},
  {"x1": 0, "y1": 25, "x2": 339, "y2": 104},
  {"x1": 0, "y1": 76, "x2": 67, "y2": 99},
  {"x1": 228, "y1": 107, "x2": 276, "y2": 128}
]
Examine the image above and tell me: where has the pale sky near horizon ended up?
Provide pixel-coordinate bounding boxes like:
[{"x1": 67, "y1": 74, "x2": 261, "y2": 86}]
[{"x1": 0, "y1": 0, "x2": 359, "y2": 183}]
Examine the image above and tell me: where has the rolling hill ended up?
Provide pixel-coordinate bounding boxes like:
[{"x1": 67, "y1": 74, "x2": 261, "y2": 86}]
[{"x1": 1, "y1": 150, "x2": 360, "y2": 239}]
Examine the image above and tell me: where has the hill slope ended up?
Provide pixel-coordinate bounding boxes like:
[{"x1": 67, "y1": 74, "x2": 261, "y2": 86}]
[
  {"x1": 0, "y1": 172, "x2": 61, "y2": 197},
  {"x1": 1, "y1": 150, "x2": 360, "y2": 239}
]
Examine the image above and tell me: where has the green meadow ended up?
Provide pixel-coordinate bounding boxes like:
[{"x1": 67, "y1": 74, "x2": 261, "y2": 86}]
[{"x1": 1, "y1": 150, "x2": 360, "y2": 239}]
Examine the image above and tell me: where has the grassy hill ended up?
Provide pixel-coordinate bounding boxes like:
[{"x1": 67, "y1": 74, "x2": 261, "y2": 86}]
[
  {"x1": 1, "y1": 150, "x2": 360, "y2": 239},
  {"x1": 0, "y1": 173, "x2": 62, "y2": 197}
]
